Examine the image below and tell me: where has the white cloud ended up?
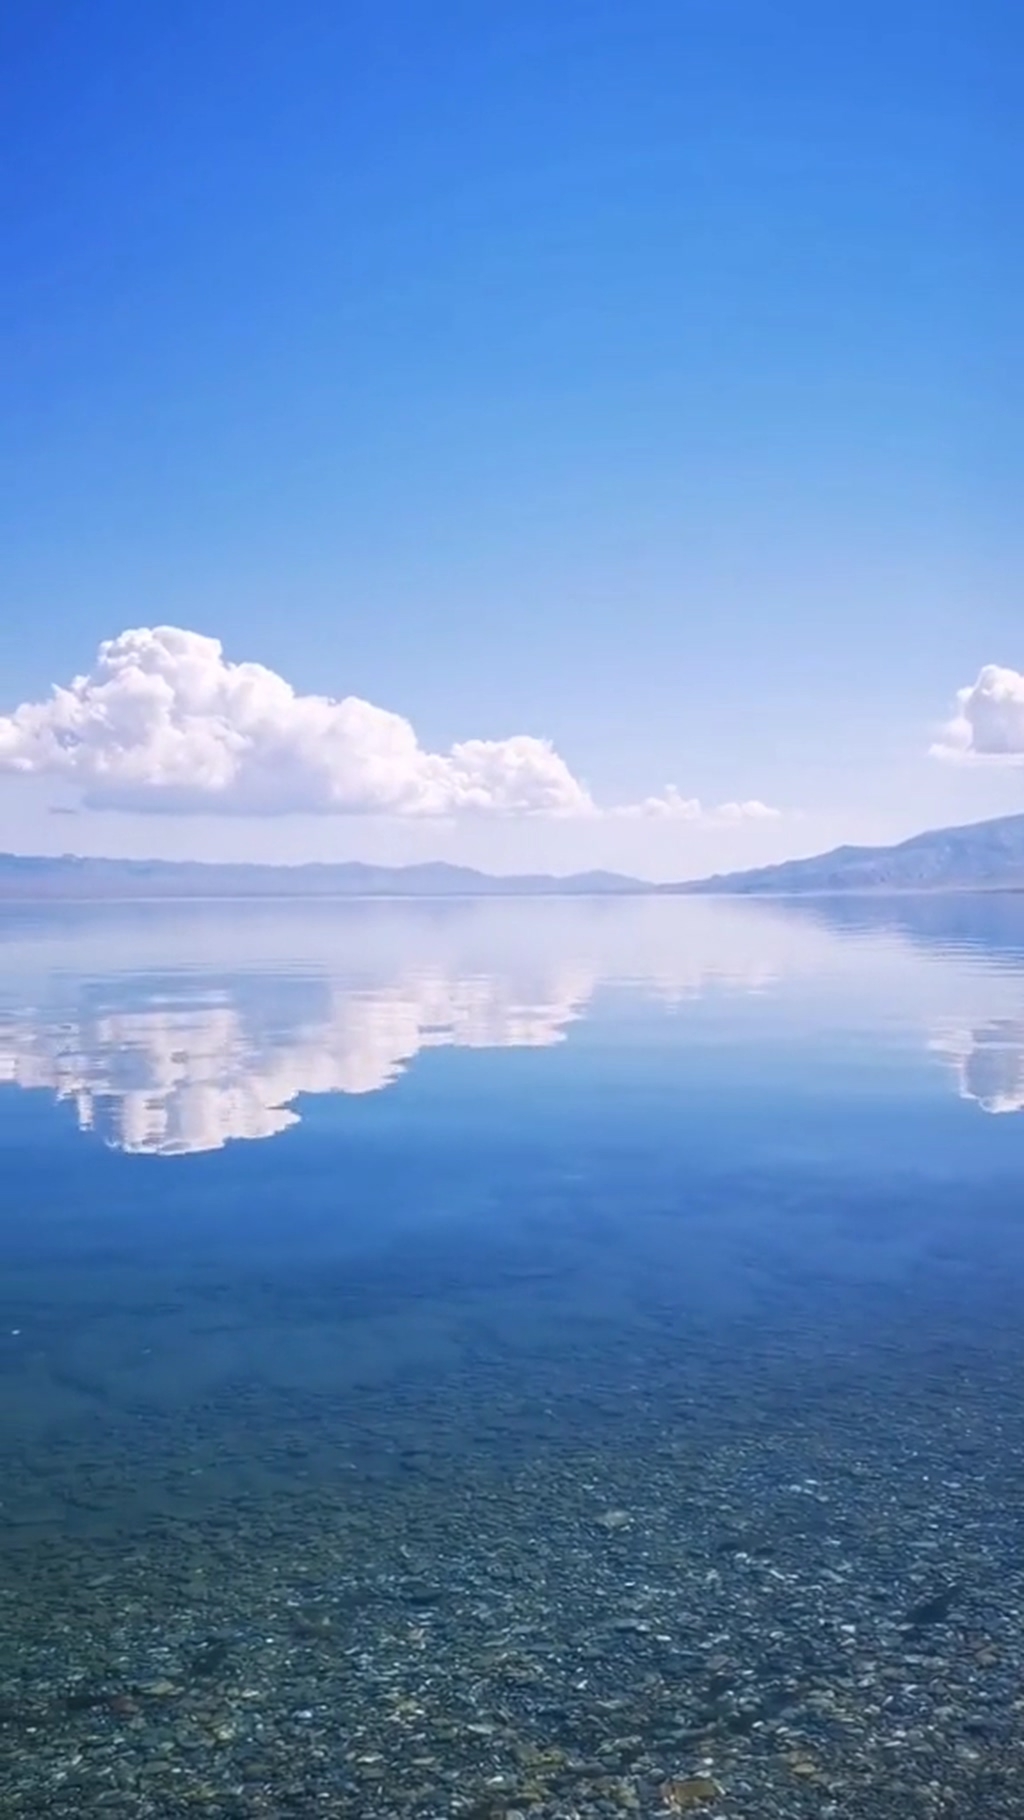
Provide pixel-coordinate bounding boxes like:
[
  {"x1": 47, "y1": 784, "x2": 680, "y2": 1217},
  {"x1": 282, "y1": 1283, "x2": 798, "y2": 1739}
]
[
  {"x1": 0, "y1": 626, "x2": 592, "y2": 817},
  {"x1": 0, "y1": 625, "x2": 778, "y2": 823},
  {"x1": 709, "y1": 798, "x2": 781, "y2": 825},
  {"x1": 610, "y1": 787, "x2": 780, "y2": 824},
  {"x1": 933, "y1": 664, "x2": 1024, "y2": 762}
]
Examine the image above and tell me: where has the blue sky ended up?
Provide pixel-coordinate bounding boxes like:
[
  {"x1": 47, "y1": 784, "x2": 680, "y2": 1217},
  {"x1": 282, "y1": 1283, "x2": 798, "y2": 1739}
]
[{"x1": 0, "y1": 0, "x2": 1020, "y2": 877}]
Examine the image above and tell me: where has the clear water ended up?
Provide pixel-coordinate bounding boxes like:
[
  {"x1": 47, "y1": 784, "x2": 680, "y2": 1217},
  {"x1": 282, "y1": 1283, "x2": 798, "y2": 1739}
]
[{"x1": 2, "y1": 895, "x2": 1023, "y2": 1817}]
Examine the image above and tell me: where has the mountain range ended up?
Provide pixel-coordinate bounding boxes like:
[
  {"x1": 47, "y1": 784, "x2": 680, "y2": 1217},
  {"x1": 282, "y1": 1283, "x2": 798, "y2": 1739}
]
[
  {"x1": 672, "y1": 811, "x2": 1024, "y2": 895},
  {"x1": 1, "y1": 811, "x2": 1023, "y2": 899},
  {"x1": 0, "y1": 853, "x2": 642, "y2": 900}
]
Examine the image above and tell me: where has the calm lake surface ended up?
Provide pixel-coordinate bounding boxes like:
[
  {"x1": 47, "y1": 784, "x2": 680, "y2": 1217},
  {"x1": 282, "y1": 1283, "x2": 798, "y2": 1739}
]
[{"x1": 2, "y1": 894, "x2": 1024, "y2": 1819}]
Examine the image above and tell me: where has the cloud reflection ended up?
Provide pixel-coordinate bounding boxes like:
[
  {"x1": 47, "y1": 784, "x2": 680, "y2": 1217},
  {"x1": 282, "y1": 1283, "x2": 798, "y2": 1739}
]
[
  {"x1": 932, "y1": 1019, "x2": 1024, "y2": 1116},
  {"x1": 0, "y1": 969, "x2": 597, "y2": 1154},
  {"x1": 0, "y1": 899, "x2": 827, "y2": 1154}
]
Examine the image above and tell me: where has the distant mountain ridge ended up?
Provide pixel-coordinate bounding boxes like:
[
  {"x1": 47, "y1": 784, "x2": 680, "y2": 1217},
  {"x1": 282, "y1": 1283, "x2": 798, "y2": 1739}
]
[
  {"x1": 2, "y1": 811, "x2": 1024, "y2": 899},
  {"x1": 672, "y1": 812, "x2": 1024, "y2": 895},
  {"x1": 0, "y1": 853, "x2": 644, "y2": 900}
]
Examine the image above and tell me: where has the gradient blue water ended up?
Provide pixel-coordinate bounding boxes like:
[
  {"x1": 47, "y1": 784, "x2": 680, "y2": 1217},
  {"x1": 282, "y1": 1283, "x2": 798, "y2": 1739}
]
[
  {"x1": 2, "y1": 894, "x2": 1024, "y2": 1518},
  {"x1": 3, "y1": 896, "x2": 1024, "y2": 1814}
]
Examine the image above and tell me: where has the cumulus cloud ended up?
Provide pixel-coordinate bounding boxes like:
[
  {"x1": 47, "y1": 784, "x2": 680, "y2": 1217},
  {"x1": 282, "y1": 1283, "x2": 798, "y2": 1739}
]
[
  {"x1": 0, "y1": 626, "x2": 778, "y2": 823},
  {"x1": 933, "y1": 664, "x2": 1024, "y2": 762},
  {"x1": 0, "y1": 626, "x2": 593, "y2": 817}
]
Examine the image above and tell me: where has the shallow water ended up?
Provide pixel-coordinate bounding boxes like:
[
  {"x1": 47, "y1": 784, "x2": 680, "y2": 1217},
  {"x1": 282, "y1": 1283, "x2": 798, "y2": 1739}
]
[{"x1": 1, "y1": 894, "x2": 1023, "y2": 1817}]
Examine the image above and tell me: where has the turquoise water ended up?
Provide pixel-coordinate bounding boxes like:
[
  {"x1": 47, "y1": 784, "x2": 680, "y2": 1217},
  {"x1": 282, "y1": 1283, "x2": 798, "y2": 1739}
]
[{"x1": 2, "y1": 895, "x2": 1023, "y2": 1817}]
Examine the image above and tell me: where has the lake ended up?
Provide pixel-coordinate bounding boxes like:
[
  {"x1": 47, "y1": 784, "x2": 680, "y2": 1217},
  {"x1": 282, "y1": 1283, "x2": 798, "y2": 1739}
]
[{"x1": 2, "y1": 894, "x2": 1023, "y2": 1818}]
